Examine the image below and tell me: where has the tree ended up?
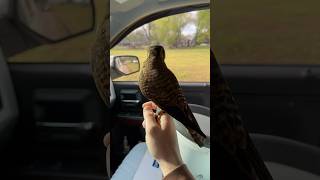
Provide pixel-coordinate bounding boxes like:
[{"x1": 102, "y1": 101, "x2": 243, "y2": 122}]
[
  {"x1": 121, "y1": 28, "x2": 147, "y2": 48},
  {"x1": 149, "y1": 13, "x2": 191, "y2": 48},
  {"x1": 195, "y1": 10, "x2": 210, "y2": 45}
]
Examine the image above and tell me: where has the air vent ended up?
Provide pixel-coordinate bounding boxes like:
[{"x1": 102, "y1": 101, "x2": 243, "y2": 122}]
[{"x1": 119, "y1": 89, "x2": 142, "y2": 113}]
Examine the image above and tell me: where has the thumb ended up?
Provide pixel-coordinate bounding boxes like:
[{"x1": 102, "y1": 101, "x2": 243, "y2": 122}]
[
  {"x1": 143, "y1": 106, "x2": 158, "y2": 129},
  {"x1": 159, "y1": 113, "x2": 173, "y2": 129}
]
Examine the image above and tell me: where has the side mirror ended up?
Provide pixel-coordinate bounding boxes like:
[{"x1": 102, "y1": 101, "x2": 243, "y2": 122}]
[
  {"x1": 113, "y1": 55, "x2": 140, "y2": 75},
  {"x1": 16, "y1": 0, "x2": 95, "y2": 42}
]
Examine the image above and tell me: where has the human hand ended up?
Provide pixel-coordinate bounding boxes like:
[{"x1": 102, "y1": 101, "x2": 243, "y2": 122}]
[{"x1": 142, "y1": 101, "x2": 183, "y2": 176}]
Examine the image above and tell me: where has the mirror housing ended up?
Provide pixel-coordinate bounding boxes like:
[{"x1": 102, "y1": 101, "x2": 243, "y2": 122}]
[
  {"x1": 16, "y1": 0, "x2": 95, "y2": 42},
  {"x1": 113, "y1": 55, "x2": 140, "y2": 75},
  {"x1": 110, "y1": 55, "x2": 140, "y2": 79}
]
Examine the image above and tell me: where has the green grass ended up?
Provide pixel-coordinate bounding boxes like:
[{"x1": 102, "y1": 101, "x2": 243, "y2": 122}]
[
  {"x1": 214, "y1": 0, "x2": 320, "y2": 64},
  {"x1": 111, "y1": 48, "x2": 210, "y2": 82}
]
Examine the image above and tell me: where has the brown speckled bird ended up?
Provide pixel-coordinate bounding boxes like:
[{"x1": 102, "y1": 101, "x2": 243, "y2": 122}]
[
  {"x1": 91, "y1": 12, "x2": 110, "y2": 106},
  {"x1": 139, "y1": 45, "x2": 207, "y2": 147},
  {"x1": 212, "y1": 50, "x2": 273, "y2": 180}
]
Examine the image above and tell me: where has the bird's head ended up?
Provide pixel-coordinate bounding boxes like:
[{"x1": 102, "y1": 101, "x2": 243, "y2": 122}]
[{"x1": 148, "y1": 45, "x2": 165, "y2": 61}]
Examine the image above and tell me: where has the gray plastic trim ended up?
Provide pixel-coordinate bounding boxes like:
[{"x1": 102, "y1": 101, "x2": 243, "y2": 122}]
[{"x1": 251, "y1": 133, "x2": 320, "y2": 176}]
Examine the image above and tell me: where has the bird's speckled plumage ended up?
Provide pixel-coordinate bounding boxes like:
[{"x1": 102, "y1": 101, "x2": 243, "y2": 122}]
[
  {"x1": 91, "y1": 12, "x2": 110, "y2": 106},
  {"x1": 212, "y1": 50, "x2": 273, "y2": 180},
  {"x1": 139, "y1": 45, "x2": 207, "y2": 147}
]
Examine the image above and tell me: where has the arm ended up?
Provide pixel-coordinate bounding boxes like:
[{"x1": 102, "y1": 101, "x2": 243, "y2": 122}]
[
  {"x1": 163, "y1": 164, "x2": 195, "y2": 180},
  {"x1": 142, "y1": 101, "x2": 195, "y2": 180}
]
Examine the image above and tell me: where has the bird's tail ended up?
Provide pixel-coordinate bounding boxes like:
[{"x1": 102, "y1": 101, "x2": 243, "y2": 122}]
[
  {"x1": 187, "y1": 128, "x2": 209, "y2": 147},
  {"x1": 245, "y1": 137, "x2": 274, "y2": 180},
  {"x1": 183, "y1": 104, "x2": 208, "y2": 147}
]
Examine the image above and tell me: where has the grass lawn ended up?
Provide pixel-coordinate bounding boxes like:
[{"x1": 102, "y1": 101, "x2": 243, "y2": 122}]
[
  {"x1": 214, "y1": 0, "x2": 320, "y2": 65},
  {"x1": 111, "y1": 48, "x2": 210, "y2": 82}
]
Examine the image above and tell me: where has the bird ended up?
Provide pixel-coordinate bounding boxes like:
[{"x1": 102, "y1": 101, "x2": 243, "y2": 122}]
[
  {"x1": 212, "y1": 49, "x2": 273, "y2": 180},
  {"x1": 91, "y1": 12, "x2": 110, "y2": 106},
  {"x1": 138, "y1": 45, "x2": 207, "y2": 147}
]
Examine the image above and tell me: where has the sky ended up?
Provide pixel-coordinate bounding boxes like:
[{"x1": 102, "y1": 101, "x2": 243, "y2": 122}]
[
  {"x1": 182, "y1": 11, "x2": 198, "y2": 36},
  {"x1": 134, "y1": 11, "x2": 198, "y2": 37},
  {"x1": 182, "y1": 23, "x2": 197, "y2": 36}
]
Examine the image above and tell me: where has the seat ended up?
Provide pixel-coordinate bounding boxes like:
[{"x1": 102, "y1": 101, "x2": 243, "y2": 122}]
[
  {"x1": 110, "y1": 104, "x2": 211, "y2": 180},
  {"x1": 251, "y1": 133, "x2": 320, "y2": 180}
]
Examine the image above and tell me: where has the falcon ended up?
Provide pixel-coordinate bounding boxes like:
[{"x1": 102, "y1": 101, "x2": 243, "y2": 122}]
[
  {"x1": 212, "y1": 50, "x2": 273, "y2": 180},
  {"x1": 139, "y1": 45, "x2": 207, "y2": 147},
  {"x1": 91, "y1": 12, "x2": 110, "y2": 106}
]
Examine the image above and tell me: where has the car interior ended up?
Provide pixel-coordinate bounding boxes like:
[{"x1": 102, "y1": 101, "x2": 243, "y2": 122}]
[
  {"x1": 215, "y1": 0, "x2": 320, "y2": 179},
  {"x1": 0, "y1": 0, "x2": 320, "y2": 179},
  {"x1": 0, "y1": 0, "x2": 210, "y2": 179}
]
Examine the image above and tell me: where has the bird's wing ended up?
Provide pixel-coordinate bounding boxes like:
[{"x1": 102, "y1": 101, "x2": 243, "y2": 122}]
[
  {"x1": 138, "y1": 55, "x2": 206, "y2": 145},
  {"x1": 212, "y1": 50, "x2": 273, "y2": 180},
  {"x1": 151, "y1": 68, "x2": 206, "y2": 138},
  {"x1": 91, "y1": 13, "x2": 110, "y2": 106}
]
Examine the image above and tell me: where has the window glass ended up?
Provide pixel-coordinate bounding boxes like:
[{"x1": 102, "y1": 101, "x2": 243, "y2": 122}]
[
  {"x1": 214, "y1": 0, "x2": 320, "y2": 65},
  {"x1": 111, "y1": 9, "x2": 210, "y2": 82}
]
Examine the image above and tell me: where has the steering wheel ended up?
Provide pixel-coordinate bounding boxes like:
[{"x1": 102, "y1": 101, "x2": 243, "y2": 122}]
[
  {"x1": 0, "y1": 48, "x2": 18, "y2": 151},
  {"x1": 174, "y1": 104, "x2": 210, "y2": 144}
]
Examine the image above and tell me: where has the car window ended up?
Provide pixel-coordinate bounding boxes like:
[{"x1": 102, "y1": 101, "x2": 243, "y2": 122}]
[
  {"x1": 111, "y1": 9, "x2": 210, "y2": 82},
  {"x1": 7, "y1": 0, "x2": 106, "y2": 64},
  {"x1": 214, "y1": 0, "x2": 320, "y2": 65}
]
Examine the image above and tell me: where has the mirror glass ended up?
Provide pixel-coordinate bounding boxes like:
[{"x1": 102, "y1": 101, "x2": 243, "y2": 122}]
[
  {"x1": 114, "y1": 56, "x2": 140, "y2": 75},
  {"x1": 16, "y1": 0, "x2": 94, "y2": 41}
]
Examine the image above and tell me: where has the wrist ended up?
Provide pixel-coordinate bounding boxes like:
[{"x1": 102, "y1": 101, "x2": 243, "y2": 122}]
[{"x1": 158, "y1": 157, "x2": 183, "y2": 177}]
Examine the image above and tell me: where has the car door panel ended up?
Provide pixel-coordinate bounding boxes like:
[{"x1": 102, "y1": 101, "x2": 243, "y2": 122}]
[
  {"x1": 7, "y1": 63, "x2": 108, "y2": 179},
  {"x1": 222, "y1": 65, "x2": 320, "y2": 147}
]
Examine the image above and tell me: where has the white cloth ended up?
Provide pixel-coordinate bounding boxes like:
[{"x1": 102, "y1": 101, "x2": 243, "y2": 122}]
[
  {"x1": 176, "y1": 131, "x2": 210, "y2": 180},
  {"x1": 111, "y1": 143, "x2": 148, "y2": 180},
  {"x1": 111, "y1": 133, "x2": 211, "y2": 180},
  {"x1": 132, "y1": 147, "x2": 162, "y2": 180}
]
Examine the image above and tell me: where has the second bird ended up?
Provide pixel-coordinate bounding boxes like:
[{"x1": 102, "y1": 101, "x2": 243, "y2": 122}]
[{"x1": 139, "y1": 45, "x2": 207, "y2": 147}]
